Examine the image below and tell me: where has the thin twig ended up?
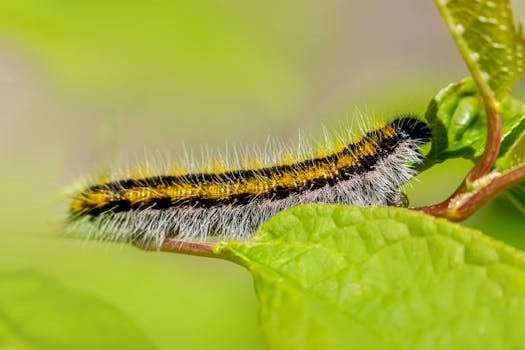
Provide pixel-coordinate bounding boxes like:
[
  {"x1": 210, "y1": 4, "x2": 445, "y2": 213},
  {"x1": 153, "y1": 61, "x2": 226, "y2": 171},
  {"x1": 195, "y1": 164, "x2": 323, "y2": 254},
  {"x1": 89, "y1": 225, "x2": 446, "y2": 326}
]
[
  {"x1": 465, "y1": 107, "x2": 502, "y2": 183},
  {"x1": 416, "y1": 163, "x2": 525, "y2": 221},
  {"x1": 141, "y1": 239, "x2": 220, "y2": 258}
]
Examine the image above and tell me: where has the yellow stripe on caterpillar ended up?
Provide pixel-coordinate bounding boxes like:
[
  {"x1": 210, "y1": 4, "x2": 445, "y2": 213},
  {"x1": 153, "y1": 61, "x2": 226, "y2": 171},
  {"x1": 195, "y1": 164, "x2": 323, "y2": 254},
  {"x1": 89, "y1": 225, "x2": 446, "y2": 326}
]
[{"x1": 67, "y1": 116, "x2": 431, "y2": 246}]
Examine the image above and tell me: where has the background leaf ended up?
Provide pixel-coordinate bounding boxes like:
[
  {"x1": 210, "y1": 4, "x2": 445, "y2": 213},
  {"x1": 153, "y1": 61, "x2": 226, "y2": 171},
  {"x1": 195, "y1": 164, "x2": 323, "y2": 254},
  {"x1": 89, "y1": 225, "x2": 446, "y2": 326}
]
[
  {"x1": 0, "y1": 269, "x2": 155, "y2": 350},
  {"x1": 223, "y1": 205, "x2": 525, "y2": 350},
  {"x1": 0, "y1": 0, "x2": 300, "y2": 106}
]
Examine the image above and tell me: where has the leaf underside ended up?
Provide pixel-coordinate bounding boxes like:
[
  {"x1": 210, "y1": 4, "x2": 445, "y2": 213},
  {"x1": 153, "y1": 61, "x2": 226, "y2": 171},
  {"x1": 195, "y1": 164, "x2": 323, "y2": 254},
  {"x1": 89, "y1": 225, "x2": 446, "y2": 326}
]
[
  {"x1": 435, "y1": 0, "x2": 524, "y2": 100},
  {"x1": 425, "y1": 0, "x2": 525, "y2": 167}
]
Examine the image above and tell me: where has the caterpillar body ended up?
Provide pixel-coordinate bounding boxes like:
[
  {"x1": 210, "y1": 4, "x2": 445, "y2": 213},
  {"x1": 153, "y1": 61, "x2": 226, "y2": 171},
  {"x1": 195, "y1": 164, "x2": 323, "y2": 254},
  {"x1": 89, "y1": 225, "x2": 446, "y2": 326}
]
[{"x1": 67, "y1": 116, "x2": 431, "y2": 247}]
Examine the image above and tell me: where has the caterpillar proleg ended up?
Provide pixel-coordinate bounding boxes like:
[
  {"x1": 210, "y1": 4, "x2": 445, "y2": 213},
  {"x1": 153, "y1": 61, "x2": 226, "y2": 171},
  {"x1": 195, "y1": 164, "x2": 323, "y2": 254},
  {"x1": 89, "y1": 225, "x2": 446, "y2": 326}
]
[{"x1": 67, "y1": 116, "x2": 431, "y2": 247}]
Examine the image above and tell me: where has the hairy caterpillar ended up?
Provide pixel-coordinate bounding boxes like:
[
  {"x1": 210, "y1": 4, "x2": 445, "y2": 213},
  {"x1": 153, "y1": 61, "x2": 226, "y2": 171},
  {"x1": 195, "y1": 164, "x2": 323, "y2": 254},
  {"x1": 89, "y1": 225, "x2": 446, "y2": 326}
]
[{"x1": 67, "y1": 116, "x2": 431, "y2": 247}]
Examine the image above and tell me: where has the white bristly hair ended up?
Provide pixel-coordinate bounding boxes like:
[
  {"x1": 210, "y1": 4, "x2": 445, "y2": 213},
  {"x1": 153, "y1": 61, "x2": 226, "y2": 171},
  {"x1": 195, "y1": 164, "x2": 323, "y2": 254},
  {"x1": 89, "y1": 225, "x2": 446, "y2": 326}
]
[{"x1": 66, "y1": 116, "x2": 429, "y2": 248}]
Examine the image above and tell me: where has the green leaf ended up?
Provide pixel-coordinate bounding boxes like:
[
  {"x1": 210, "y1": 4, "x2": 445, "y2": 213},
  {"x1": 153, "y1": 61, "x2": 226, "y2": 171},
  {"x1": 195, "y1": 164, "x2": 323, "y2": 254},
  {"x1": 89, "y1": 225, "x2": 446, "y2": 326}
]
[
  {"x1": 507, "y1": 183, "x2": 525, "y2": 215},
  {"x1": 221, "y1": 204, "x2": 525, "y2": 350},
  {"x1": 500, "y1": 124, "x2": 525, "y2": 214},
  {"x1": 498, "y1": 117, "x2": 525, "y2": 170},
  {"x1": 423, "y1": 78, "x2": 525, "y2": 167},
  {"x1": 435, "y1": 0, "x2": 524, "y2": 100},
  {"x1": 0, "y1": 269, "x2": 155, "y2": 350},
  {"x1": 425, "y1": 0, "x2": 525, "y2": 173}
]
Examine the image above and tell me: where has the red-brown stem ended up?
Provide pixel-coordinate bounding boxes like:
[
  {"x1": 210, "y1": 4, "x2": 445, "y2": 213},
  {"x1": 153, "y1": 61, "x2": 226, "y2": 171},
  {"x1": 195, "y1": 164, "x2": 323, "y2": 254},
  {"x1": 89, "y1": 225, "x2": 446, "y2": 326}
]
[
  {"x1": 465, "y1": 106, "x2": 502, "y2": 183},
  {"x1": 413, "y1": 100, "x2": 503, "y2": 221},
  {"x1": 142, "y1": 239, "x2": 220, "y2": 258},
  {"x1": 416, "y1": 163, "x2": 525, "y2": 221}
]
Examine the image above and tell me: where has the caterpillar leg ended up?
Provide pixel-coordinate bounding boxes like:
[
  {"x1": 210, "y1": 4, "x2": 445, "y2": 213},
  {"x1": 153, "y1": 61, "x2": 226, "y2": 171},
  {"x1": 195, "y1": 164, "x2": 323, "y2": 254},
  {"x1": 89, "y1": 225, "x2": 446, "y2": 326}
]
[{"x1": 388, "y1": 191, "x2": 409, "y2": 208}]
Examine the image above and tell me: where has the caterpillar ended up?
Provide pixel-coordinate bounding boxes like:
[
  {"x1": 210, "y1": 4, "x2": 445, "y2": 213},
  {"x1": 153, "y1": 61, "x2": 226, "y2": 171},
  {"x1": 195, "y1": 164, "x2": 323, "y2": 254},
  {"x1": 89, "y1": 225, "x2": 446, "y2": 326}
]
[{"x1": 67, "y1": 116, "x2": 431, "y2": 247}]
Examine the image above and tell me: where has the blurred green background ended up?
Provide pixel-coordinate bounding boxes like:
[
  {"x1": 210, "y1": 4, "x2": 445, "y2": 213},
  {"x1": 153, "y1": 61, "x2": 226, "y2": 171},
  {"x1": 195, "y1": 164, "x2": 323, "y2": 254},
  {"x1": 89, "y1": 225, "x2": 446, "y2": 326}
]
[{"x1": 0, "y1": 1, "x2": 524, "y2": 349}]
